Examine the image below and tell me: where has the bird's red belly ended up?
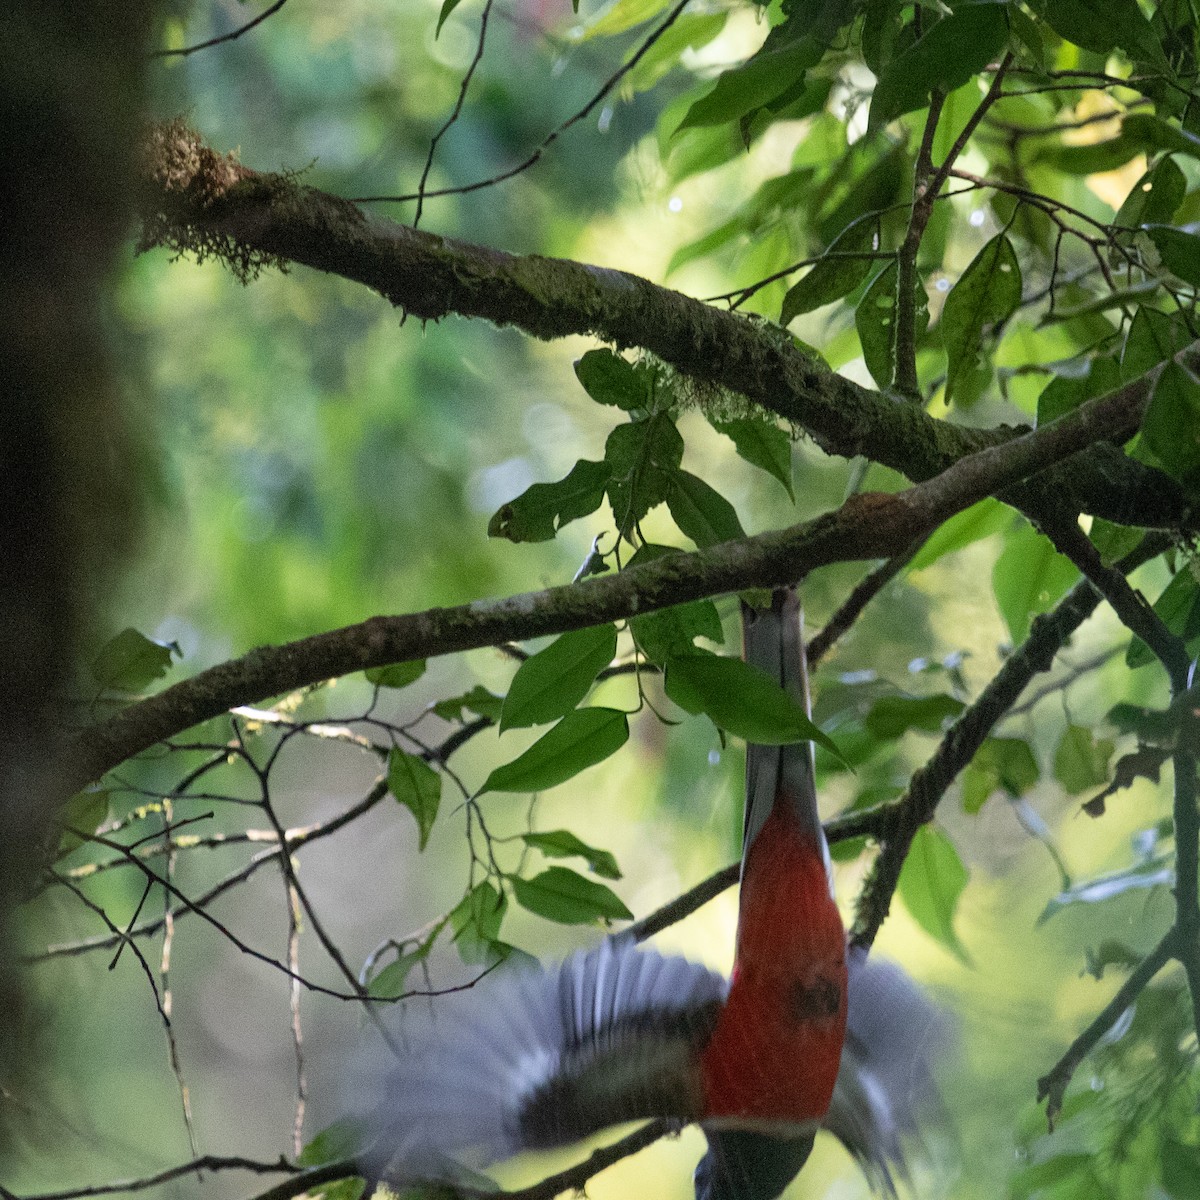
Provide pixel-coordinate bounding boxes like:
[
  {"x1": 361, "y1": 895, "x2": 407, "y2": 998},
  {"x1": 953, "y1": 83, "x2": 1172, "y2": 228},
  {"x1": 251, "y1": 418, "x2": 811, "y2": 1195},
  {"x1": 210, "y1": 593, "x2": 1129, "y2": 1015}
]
[{"x1": 699, "y1": 813, "x2": 848, "y2": 1126}]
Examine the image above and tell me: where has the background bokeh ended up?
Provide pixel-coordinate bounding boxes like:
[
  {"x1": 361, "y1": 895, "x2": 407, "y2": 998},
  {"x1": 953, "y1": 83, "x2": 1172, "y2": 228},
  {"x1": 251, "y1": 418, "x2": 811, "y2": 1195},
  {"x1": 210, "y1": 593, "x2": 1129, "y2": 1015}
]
[{"x1": 10, "y1": 2, "x2": 1192, "y2": 1198}]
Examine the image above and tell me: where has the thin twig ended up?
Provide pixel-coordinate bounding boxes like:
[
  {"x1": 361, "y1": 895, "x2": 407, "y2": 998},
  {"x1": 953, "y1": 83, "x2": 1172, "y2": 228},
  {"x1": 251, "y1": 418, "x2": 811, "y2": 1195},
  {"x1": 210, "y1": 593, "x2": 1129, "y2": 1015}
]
[
  {"x1": 414, "y1": 0, "x2": 494, "y2": 228},
  {"x1": 152, "y1": 0, "x2": 289, "y2": 59},
  {"x1": 851, "y1": 533, "x2": 1170, "y2": 948},
  {"x1": 160, "y1": 798, "x2": 198, "y2": 1157},
  {"x1": 350, "y1": 0, "x2": 694, "y2": 205},
  {"x1": 6, "y1": 1155, "x2": 300, "y2": 1200},
  {"x1": 807, "y1": 539, "x2": 925, "y2": 667},
  {"x1": 1036, "y1": 929, "x2": 1177, "y2": 1126}
]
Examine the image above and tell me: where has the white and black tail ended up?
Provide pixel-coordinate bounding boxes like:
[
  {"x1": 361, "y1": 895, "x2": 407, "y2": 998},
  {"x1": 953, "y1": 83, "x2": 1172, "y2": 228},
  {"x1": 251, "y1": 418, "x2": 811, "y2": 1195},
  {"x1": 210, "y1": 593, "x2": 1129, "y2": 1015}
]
[
  {"x1": 350, "y1": 938, "x2": 729, "y2": 1185},
  {"x1": 740, "y1": 588, "x2": 826, "y2": 868}
]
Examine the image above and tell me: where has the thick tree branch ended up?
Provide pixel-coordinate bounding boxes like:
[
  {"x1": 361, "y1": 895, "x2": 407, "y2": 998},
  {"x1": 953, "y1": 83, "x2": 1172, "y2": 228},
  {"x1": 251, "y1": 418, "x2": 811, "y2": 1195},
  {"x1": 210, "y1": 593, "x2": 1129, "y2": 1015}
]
[
  {"x1": 138, "y1": 125, "x2": 1189, "y2": 530},
  {"x1": 68, "y1": 386, "x2": 1173, "y2": 800}
]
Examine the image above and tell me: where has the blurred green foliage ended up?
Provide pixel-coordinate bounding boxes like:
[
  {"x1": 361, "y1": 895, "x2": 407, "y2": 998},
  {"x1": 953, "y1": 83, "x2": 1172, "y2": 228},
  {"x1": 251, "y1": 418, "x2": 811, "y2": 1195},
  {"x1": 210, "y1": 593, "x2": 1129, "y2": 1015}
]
[{"x1": 15, "y1": 1, "x2": 1200, "y2": 1198}]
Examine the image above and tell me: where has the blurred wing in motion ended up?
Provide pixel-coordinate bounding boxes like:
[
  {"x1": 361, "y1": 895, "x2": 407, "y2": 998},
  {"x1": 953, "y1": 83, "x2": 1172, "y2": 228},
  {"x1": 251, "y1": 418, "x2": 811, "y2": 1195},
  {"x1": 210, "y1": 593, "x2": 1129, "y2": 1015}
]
[{"x1": 349, "y1": 937, "x2": 728, "y2": 1184}]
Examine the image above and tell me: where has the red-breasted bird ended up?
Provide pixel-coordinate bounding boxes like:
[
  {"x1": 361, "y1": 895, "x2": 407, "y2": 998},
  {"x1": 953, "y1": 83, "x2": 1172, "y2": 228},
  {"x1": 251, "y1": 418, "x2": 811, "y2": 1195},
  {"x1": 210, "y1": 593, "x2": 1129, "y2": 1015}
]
[{"x1": 348, "y1": 589, "x2": 941, "y2": 1195}]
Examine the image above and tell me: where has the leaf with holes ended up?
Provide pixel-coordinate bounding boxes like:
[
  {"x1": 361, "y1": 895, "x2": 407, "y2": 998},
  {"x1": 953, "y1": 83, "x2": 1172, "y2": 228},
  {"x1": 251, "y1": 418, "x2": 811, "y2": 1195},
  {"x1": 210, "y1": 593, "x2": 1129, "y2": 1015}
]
[
  {"x1": 942, "y1": 234, "x2": 1021, "y2": 408},
  {"x1": 387, "y1": 749, "x2": 441, "y2": 850},
  {"x1": 488, "y1": 458, "x2": 612, "y2": 543},
  {"x1": 898, "y1": 825, "x2": 971, "y2": 963},
  {"x1": 501, "y1": 624, "x2": 617, "y2": 731},
  {"x1": 481, "y1": 708, "x2": 629, "y2": 794},
  {"x1": 511, "y1": 867, "x2": 632, "y2": 924}
]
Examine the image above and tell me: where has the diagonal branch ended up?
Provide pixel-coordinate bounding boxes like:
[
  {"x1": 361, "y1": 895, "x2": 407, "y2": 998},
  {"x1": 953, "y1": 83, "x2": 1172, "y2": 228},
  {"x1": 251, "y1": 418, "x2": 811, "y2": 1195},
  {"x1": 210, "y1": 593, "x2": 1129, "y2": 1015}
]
[
  {"x1": 68, "y1": 384, "x2": 1173, "y2": 802},
  {"x1": 138, "y1": 124, "x2": 1189, "y2": 531},
  {"x1": 851, "y1": 533, "x2": 1171, "y2": 948}
]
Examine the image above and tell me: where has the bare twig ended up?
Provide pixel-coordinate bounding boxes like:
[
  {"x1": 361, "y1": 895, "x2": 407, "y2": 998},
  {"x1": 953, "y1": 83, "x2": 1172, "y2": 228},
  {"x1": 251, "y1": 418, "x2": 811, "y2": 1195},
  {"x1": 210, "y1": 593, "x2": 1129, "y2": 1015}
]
[
  {"x1": 351, "y1": 0, "x2": 694, "y2": 206},
  {"x1": 414, "y1": 0, "x2": 495, "y2": 228},
  {"x1": 6, "y1": 1156, "x2": 301, "y2": 1200},
  {"x1": 807, "y1": 539, "x2": 925, "y2": 667},
  {"x1": 152, "y1": 0, "x2": 288, "y2": 59},
  {"x1": 1036, "y1": 929, "x2": 1177, "y2": 1126}
]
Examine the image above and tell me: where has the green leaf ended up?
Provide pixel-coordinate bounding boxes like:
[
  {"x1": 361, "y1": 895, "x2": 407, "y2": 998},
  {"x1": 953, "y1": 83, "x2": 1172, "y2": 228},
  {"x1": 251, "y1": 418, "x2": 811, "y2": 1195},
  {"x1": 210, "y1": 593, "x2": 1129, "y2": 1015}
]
[
  {"x1": 367, "y1": 927, "x2": 439, "y2": 999},
  {"x1": 431, "y1": 685, "x2": 504, "y2": 722},
  {"x1": 1127, "y1": 566, "x2": 1200, "y2": 668},
  {"x1": 908, "y1": 498, "x2": 1010, "y2": 572},
  {"x1": 1144, "y1": 224, "x2": 1200, "y2": 286},
  {"x1": 711, "y1": 417, "x2": 794, "y2": 500},
  {"x1": 604, "y1": 414, "x2": 684, "y2": 530},
  {"x1": 665, "y1": 470, "x2": 745, "y2": 548},
  {"x1": 579, "y1": 0, "x2": 671, "y2": 38},
  {"x1": 450, "y1": 881, "x2": 508, "y2": 964},
  {"x1": 500, "y1": 625, "x2": 617, "y2": 731},
  {"x1": 1141, "y1": 360, "x2": 1200, "y2": 489},
  {"x1": 1054, "y1": 725, "x2": 1115, "y2": 795},
  {"x1": 387, "y1": 750, "x2": 442, "y2": 850},
  {"x1": 780, "y1": 219, "x2": 877, "y2": 324},
  {"x1": 663, "y1": 652, "x2": 842, "y2": 758},
  {"x1": 299, "y1": 1117, "x2": 364, "y2": 1167},
  {"x1": 961, "y1": 737, "x2": 1039, "y2": 813},
  {"x1": 57, "y1": 788, "x2": 109, "y2": 856},
  {"x1": 510, "y1": 866, "x2": 632, "y2": 924},
  {"x1": 941, "y1": 233, "x2": 1022, "y2": 408},
  {"x1": 855, "y1": 261, "x2": 927, "y2": 390},
  {"x1": 522, "y1": 829, "x2": 621, "y2": 879},
  {"x1": 365, "y1": 659, "x2": 426, "y2": 689},
  {"x1": 1036, "y1": 357, "x2": 1120, "y2": 425},
  {"x1": 1121, "y1": 306, "x2": 1193, "y2": 382},
  {"x1": 436, "y1": 0, "x2": 467, "y2": 34},
  {"x1": 993, "y1": 520, "x2": 1080, "y2": 643},
  {"x1": 480, "y1": 708, "x2": 630, "y2": 794},
  {"x1": 308, "y1": 1179, "x2": 365, "y2": 1200},
  {"x1": 868, "y1": 5, "x2": 1009, "y2": 130},
  {"x1": 1009, "y1": 1154, "x2": 1096, "y2": 1200},
  {"x1": 632, "y1": 598, "x2": 724, "y2": 665},
  {"x1": 1120, "y1": 114, "x2": 1200, "y2": 161},
  {"x1": 488, "y1": 458, "x2": 612, "y2": 543},
  {"x1": 90, "y1": 628, "x2": 179, "y2": 692},
  {"x1": 1040, "y1": 0, "x2": 1167, "y2": 68},
  {"x1": 863, "y1": 693, "x2": 965, "y2": 739},
  {"x1": 1114, "y1": 157, "x2": 1186, "y2": 230},
  {"x1": 898, "y1": 824, "x2": 971, "y2": 963},
  {"x1": 678, "y1": 39, "x2": 820, "y2": 131},
  {"x1": 574, "y1": 349, "x2": 651, "y2": 410}
]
